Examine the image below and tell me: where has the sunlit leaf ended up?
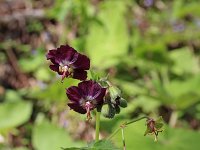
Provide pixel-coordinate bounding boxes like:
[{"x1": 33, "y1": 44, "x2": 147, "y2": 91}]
[
  {"x1": 0, "y1": 101, "x2": 32, "y2": 131},
  {"x1": 32, "y1": 120, "x2": 83, "y2": 150},
  {"x1": 89, "y1": 140, "x2": 119, "y2": 150},
  {"x1": 86, "y1": 0, "x2": 129, "y2": 68}
]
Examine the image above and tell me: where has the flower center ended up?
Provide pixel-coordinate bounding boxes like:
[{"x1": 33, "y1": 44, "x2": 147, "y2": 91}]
[
  {"x1": 59, "y1": 65, "x2": 74, "y2": 82},
  {"x1": 59, "y1": 65, "x2": 68, "y2": 73},
  {"x1": 85, "y1": 101, "x2": 93, "y2": 121}
]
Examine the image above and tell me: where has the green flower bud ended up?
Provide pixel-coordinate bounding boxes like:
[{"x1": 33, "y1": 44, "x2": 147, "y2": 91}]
[
  {"x1": 109, "y1": 86, "x2": 121, "y2": 102},
  {"x1": 115, "y1": 105, "x2": 121, "y2": 114},
  {"x1": 103, "y1": 103, "x2": 116, "y2": 119},
  {"x1": 119, "y1": 98, "x2": 127, "y2": 108}
]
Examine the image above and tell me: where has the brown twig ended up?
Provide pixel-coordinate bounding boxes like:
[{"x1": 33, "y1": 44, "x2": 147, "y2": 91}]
[{"x1": 5, "y1": 49, "x2": 29, "y2": 87}]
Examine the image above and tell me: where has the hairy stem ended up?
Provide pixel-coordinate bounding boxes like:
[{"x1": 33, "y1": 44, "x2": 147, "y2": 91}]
[
  {"x1": 95, "y1": 111, "x2": 101, "y2": 142},
  {"x1": 107, "y1": 116, "x2": 148, "y2": 140},
  {"x1": 125, "y1": 116, "x2": 148, "y2": 125}
]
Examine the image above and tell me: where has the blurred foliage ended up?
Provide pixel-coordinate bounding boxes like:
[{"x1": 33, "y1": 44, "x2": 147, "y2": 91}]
[
  {"x1": 32, "y1": 120, "x2": 83, "y2": 150},
  {"x1": 113, "y1": 119, "x2": 200, "y2": 150},
  {"x1": 0, "y1": 0, "x2": 200, "y2": 149},
  {"x1": 0, "y1": 101, "x2": 32, "y2": 132},
  {"x1": 63, "y1": 140, "x2": 119, "y2": 150}
]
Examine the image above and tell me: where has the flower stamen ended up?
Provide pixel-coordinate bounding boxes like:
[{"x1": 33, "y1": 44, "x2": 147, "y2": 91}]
[
  {"x1": 59, "y1": 65, "x2": 74, "y2": 82},
  {"x1": 85, "y1": 101, "x2": 93, "y2": 121}
]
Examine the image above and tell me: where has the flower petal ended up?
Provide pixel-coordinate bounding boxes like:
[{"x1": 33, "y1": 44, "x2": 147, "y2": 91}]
[
  {"x1": 66, "y1": 86, "x2": 82, "y2": 102},
  {"x1": 73, "y1": 70, "x2": 87, "y2": 81},
  {"x1": 49, "y1": 64, "x2": 62, "y2": 75},
  {"x1": 59, "y1": 50, "x2": 77, "y2": 64},
  {"x1": 95, "y1": 88, "x2": 106, "y2": 104},
  {"x1": 68, "y1": 103, "x2": 86, "y2": 114},
  {"x1": 78, "y1": 80, "x2": 102, "y2": 99},
  {"x1": 48, "y1": 45, "x2": 77, "y2": 64},
  {"x1": 58, "y1": 45, "x2": 76, "y2": 54},
  {"x1": 46, "y1": 49, "x2": 57, "y2": 64},
  {"x1": 56, "y1": 52, "x2": 76, "y2": 65},
  {"x1": 72, "y1": 54, "x2": 90, "y2": 70},
  {"x1": 46, "y1": 49, "x2": 56, "y2": 60}
]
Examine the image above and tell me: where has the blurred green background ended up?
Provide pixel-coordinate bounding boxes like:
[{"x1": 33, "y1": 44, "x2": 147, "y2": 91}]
[{"x1": 0, "y1": 0, "x2": 200, "y2": 149}]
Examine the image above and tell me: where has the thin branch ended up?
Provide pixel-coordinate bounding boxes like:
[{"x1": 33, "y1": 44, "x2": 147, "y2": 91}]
[
  {"x1": 125, "y1": 116, "x2": 148, "y2": 125},
  {"x1": 107, "y1": 116, "x2": 148, "y2": 140}
]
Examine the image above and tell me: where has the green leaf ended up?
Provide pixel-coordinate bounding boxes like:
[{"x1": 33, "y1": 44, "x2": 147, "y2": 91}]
[
  {"x1": 46, "y1": 0, "x2": 71, "y2": 21},
  {"x1": 169, "y1": 48, "x2": 200, "y2": 75},
  {"x1": 155, "y1": 116, "x2": 164, "y2": 130},
  {"x1": 29, "y1": 79, "x2": 79, "y2": 102},
  {"x1": 90, "y1": 140, "x2": 120, "y2": 150},
  {"x1": 34, "y1": 67, "x2": 52, "y2": 81},
  {"x1": 62, "y1": 140, "x2": 119, "y2": 150},
  {"x1": 164, "y1": 75, "x2": 200, "y2": 109},
  {"x1": 0, "y1": 101, "x2": 32, "y2": 131},
  {"x1": 129, "y1": 95, "x2": 161, "y2": 113},
  {"x1": 86, "y1": 0, "x2": 129, "y2": 68},
  {"x1": 19, "y1": 54, "x2": 43, "y2": 73},
  {"x1": 0, "y1": 146, "x2": 28, "y2": 150},
  {"x1": 89, "y1": 70, "x2": 100, "y2": 81},
  {"x1": 32, "y1": 120, "x2": 83, "y2": 150},
  {"x1": 4, "y1": 90, "x2": 21, "y2": 102},
  {"x1": 12, "y1": 147, "x2": 29, "y2": 150},
  {"x1": 61, "y1": 148, "x2": 87, "y2": 150}
]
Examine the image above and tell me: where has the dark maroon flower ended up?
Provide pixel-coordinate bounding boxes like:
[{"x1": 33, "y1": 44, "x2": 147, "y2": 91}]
[
  {"x1": 46, "y1": 45, "x2": 90, "y2": 81},
  {"x1": 66, "y1": 80, "x2": 106, "y2": 120}
]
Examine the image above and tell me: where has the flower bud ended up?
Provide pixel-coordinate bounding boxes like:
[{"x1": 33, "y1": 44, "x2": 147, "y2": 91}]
[
  {"x1": 115, "y1": 105, "x2": 121, "y2": 114},
  {"x1": 103, "y1": 85, "x2": 128, "y2": 119},
  {"x1": 103, "y1": 103, "x2": 116, "y2": 119},
  {"x1": 119, "y1": 98, "x2": 127, "y2": 108},
  {"x1": 109, "y1": 86, "x2": 121, "y2": 102}
]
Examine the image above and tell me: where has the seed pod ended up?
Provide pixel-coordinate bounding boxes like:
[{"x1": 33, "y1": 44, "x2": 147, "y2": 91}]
[
  {"x1": 119, "y1": 98, "x2": 127, "y2": 108},
  {"x1": 144, "y1": 117, "x2": 164, "y2": 142}
]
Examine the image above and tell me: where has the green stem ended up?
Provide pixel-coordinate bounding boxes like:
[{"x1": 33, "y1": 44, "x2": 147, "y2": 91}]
[
  {"x1": 125, "y1": 116, "x2": 148, "y2": 125},
  {"x1": 107, "y1": 116, "x2": 148, "y2": 140},
  {"x1": 95, "y1": 111, "x2": 101, "y2": 142},
  {"x1": 169, "y1": 110, "x2": 178, "y2": 127},
  {"x1": 121, "y1": 128, "x2": 126, "y2": 150},
  {"x1": 107, "y1": 128, "x2": 121, "y2": 140}
]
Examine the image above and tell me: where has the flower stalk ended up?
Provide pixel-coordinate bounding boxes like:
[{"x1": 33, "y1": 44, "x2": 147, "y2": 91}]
[
  {"x1": 95, "y1": 110, "x2": 101, "y2": 142},
  {"x1": 121, "y1": 127, "x2": 126, "y2": 150}
]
